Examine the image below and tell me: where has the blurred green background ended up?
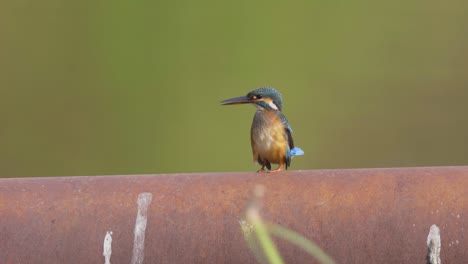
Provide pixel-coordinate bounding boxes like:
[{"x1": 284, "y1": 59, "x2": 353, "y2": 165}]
[{"x1": 1, "y1": 0, "x2": 467, "y2": 177}]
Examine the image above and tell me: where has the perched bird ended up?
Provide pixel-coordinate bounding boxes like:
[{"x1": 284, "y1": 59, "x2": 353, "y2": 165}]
[{"x1": 220, "y1": 87, "x2": 304, "y2": 173}]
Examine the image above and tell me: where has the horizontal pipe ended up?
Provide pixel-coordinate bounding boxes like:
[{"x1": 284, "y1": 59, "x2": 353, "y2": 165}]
[{"x1": 0, "y1": 167, "x2": 467, "y2": 263}]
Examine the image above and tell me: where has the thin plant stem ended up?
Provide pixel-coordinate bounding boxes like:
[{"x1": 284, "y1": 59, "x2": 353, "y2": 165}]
[{"x1": 267, "y1": 223, "x2": 335, "y2": 264}]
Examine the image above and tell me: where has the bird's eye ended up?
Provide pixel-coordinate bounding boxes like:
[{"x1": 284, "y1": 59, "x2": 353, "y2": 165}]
[{"x1": 251, "y1": 95, "x2": 261, "y2": 100}]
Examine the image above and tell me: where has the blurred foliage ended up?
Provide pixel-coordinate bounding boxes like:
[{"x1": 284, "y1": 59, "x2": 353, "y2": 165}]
[
  {"x1": 242, "y1": 185, "x2": 335, "y2": 264},
  {"x1": 1, "y1": 0, "x2": 467, "y2": 177}
]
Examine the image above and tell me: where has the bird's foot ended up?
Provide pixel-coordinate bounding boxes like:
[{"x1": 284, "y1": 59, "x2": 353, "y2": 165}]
[
  {"x1": 268, "y1": 165, "x2": 285, "y2": 173},
  {"x1": 257, "y1": 167, "x2": 266, "y2": 173}
]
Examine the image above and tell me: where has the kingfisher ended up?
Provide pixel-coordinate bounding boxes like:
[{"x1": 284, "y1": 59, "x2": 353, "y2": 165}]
[{"x1": 220, "y1": 87, "x2": 304, "y2": 173}]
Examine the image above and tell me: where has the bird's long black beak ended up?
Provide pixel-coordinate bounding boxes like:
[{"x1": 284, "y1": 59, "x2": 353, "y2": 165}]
[{"x1": 220, "y1": 95, "x2": 253, "y2": 105}]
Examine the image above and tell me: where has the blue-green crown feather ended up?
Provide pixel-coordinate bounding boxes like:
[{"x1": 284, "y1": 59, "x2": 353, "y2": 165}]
[{"x1": 247, "y1": 87, "x2": 283, "y2": 111}]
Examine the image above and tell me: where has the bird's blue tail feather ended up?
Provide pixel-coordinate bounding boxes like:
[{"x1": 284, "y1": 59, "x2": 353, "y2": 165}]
[{"x1": 291, "y1": 147, "x2": 304, "y2": 156}]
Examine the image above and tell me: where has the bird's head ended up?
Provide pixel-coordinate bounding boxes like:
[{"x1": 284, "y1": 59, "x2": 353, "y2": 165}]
[{"x1": 220, "y1": 87, "x2": 283, "y2": 111}]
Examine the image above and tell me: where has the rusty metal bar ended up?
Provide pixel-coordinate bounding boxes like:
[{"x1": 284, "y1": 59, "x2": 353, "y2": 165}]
[{"x1": 0, "y1": 167, "x2": 467, "y2": 263}]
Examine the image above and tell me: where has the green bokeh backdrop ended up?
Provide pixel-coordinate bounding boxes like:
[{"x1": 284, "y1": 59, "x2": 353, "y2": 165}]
[{"x1": 1, "y1": 0, "x2": 467, "y2": 177}]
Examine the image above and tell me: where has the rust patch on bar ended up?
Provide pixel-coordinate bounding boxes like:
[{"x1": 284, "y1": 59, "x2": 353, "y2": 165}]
[{"x1": 0, "y1": 167, "x2": 467, "y2": 263}]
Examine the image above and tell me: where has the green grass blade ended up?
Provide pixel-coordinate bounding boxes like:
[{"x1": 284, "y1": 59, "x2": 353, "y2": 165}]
[
  {"x1": 267, "y1": 223, "x2": 335, "y2": 264},
  {"x1": 247, "y1": 208, "x2": 284, "y2": 264},
  {"x1": 240, "y1": 220, "x2": 268, "y2": 264}
]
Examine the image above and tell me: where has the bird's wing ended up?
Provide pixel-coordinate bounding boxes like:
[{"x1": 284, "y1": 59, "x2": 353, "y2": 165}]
[{"x1": 278, "y1": 112, "x2": 295, "y2": 149}]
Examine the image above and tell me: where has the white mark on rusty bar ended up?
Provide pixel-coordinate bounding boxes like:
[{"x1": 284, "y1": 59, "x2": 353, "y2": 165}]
[
  {"x1": 131, "y1": 192, "x2": 153, "y2": 264},
  {"x1": 426, "y1": 224, "x2": 441, "y2": 264},
  {"x1": 103, "y1": 231, "x2": 113, "y2": 264}
]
